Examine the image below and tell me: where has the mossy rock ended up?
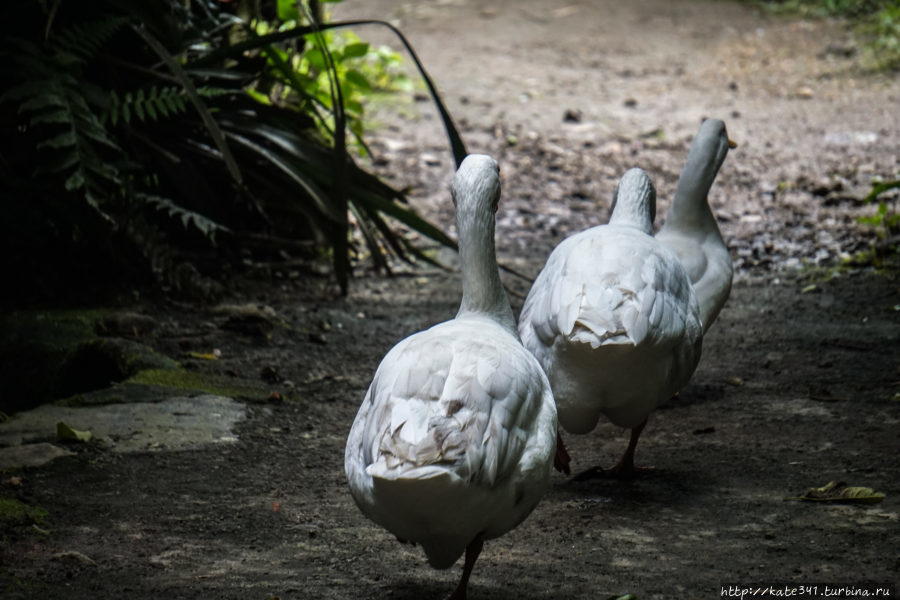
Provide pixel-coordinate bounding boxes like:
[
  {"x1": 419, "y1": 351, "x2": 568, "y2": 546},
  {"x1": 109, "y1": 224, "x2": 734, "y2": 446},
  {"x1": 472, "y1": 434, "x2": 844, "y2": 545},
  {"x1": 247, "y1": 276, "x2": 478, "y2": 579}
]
[
  {"x1": 0, "y1": 498, "x2": 48, "y2": 525},
  {"x1": 126, "y1": 369, "x2": 277, "y2": 403},
  {"x1": 0, "y1": 310, "x2": 101, "y2": 412},
  {"x1": 56, "y1": 338, "x2": 179, "y2": 398},
  {"x1": 55, "y1": 368, "x2": 279, "y2": 408},
  {"x1": 0, "y1": 310, "x2": 178, "y2": 414}
]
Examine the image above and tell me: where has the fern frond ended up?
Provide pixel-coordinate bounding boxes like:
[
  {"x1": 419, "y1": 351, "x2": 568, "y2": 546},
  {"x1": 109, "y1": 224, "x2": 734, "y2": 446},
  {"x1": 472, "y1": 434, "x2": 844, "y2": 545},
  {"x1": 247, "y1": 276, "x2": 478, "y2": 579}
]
[
  {"x1": 141, "y1": 194, "x2": 233, "y2": 245},
  {"x1": 6, "y1": 35, "x2": 121, "y2": 215},
  {"x1": 107, "y1": 86, "x2": 189, "y2": 125},
  {"x1": 52, "y1": 16, "x2": 130, "y2": 62}
]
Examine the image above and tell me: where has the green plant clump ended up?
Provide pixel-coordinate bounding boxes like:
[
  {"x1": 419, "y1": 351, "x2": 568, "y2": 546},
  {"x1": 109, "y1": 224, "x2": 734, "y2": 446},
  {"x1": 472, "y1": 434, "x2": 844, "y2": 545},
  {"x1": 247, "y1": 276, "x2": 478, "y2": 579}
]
[
  {"x1": 0, "y1": 0, "x2": 466, "y2": 304},
  {"x1": 851, "y1": 179, "x2": 900, "y2": 267}
]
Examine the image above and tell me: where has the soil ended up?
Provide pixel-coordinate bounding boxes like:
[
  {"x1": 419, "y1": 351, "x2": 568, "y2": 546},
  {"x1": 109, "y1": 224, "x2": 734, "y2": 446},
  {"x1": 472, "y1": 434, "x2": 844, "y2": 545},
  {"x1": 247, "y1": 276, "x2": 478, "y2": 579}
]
[{"x1": 2, "y1": 1, "x2": 899, "y2": 599}]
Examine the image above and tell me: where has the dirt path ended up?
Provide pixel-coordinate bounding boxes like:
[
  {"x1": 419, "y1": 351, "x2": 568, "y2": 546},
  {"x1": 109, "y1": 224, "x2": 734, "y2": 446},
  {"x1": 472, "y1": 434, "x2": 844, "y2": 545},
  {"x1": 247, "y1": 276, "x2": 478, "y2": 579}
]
[{"x1": 2, "y1": 1, "x2": 899, "y2": 599}]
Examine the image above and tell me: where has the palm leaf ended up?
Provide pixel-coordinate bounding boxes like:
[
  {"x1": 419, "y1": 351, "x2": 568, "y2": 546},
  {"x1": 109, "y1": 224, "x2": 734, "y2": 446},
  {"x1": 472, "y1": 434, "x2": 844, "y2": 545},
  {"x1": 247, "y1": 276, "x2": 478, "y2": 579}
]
[
  {"x1": 132, "y1": 23, "x2": 243, "y2": 186},
  {"x1": 187, "y1": 18, "x2": 468, "y2": 167},
  {"x1": 222, "y1": 130, "x2": 343, "y2": 223}
]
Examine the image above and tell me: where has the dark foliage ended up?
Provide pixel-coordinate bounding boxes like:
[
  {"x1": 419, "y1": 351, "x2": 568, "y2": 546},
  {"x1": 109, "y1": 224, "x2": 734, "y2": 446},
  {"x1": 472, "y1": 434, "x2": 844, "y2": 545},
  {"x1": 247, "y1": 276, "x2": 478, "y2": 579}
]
[{"x1": 0, "y1": 0, "x2": 466, "y2": 306}]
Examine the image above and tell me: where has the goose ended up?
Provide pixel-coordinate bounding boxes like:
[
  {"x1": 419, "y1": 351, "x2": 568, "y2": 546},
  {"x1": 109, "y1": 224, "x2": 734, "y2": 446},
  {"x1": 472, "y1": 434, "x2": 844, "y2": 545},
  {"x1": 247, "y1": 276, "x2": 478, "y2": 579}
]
[
  {"x1": 345, "y1": 154, "x2": 558, "y2": 599},
  {"x1": 518, "y1": 168, "x2": 702, "y2": 479},
  {"x1": 656, "y1": 118, "x2": 736, "y2": 333}
]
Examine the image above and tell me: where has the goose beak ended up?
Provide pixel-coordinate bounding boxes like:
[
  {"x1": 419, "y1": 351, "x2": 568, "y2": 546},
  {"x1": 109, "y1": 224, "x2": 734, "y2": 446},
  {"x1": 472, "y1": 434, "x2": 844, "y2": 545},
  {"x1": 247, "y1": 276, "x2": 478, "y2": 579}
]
[{"x1": 728, "y1": 138, "x2": 738, "y2": 149}]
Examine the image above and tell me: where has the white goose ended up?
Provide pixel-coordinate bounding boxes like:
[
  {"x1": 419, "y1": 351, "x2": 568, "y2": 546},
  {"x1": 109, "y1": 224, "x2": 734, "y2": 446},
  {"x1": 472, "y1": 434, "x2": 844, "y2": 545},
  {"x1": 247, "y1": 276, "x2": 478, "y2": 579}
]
[
  {"x1": 518, "y1": 168, "x2": 702, "y2": 479},
  {"x1": 656, "y1": 118, "x2": 736, "y2": 333},
  {"x1": 345, "y1": 155, "x2": 558, "y2": 600}
]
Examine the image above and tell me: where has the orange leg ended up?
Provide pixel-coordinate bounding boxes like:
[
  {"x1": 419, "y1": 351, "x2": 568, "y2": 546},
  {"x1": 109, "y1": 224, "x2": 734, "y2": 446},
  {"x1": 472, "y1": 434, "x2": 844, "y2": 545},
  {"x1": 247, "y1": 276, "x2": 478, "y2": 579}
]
[
  {"x1": 446, "y1": 535, "x2": 484, "y2": 600},
  {"x1": 604, "y1": 418, "x2": 655, "y2": 479}
]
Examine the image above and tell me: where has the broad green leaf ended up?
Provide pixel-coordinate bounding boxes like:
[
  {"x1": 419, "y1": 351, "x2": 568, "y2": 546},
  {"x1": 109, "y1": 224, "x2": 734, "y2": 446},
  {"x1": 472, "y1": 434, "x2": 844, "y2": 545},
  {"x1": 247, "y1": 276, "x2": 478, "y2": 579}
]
[
  {"x1": 277, "y1": 0, "x2": 300, "y2": 21},
  {"x1": 342, "y1": 42, "x2": 369, "y2": 58},
  {"x1": 304, "y1": 48, "x2": 325, "y2": 71},
  {"x1": 344, "y1": 69, "x2": 371, "y2": 91},
  {"x1": 345, "y1": 99, "x2": 364, "y2": 114}
]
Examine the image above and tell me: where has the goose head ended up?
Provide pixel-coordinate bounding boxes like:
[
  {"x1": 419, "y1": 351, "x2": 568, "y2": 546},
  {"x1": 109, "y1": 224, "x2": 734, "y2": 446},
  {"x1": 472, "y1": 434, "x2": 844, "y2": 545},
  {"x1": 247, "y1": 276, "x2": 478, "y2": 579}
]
[
  {"x1": 451, "y1": 154, "x2": 501, "y2": 218},
  {"x1": 693, "y1": 118, "x2": 737, "y2": 176},
  {"x1": 674, "y1": 119, "x2": 736, "y2": 204},
  {"x1": 609, "y1": 167, "x2": 657, "y2": 235}
]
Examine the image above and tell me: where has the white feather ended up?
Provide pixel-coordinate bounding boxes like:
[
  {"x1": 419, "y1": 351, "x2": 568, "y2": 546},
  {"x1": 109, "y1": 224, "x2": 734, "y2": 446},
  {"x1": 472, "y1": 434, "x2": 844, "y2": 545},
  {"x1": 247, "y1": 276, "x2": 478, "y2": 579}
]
[
  {"x1": 656, "y1": 118, "x2": 735, "y2": 333},
  {"x1": 345, "y1": 155, "x2": 557, "y2": 574},
  {"x1": 519, "y1": 168, "x2": 702, "y2": 435}
]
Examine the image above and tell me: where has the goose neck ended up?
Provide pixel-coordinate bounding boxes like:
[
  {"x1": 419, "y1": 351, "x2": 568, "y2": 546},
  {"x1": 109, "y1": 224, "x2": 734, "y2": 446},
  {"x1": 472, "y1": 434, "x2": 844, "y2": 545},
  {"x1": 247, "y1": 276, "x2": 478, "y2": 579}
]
[{"x1": 455, "y1": 207, "x2": 517, "y2": 335}]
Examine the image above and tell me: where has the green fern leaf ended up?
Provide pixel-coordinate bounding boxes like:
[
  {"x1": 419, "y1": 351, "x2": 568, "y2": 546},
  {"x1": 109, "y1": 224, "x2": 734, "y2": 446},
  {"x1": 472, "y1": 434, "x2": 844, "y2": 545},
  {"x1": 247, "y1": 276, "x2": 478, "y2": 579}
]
[
  {"x1": 141, "y1": 194, "x2": 233, "y2": 244},
  {"x1": 145, "y1": 98, "x2": 158, "y2": 121},
  {"x1": 65, "y1": 170, "x2": 85, "y2": 191},
  {"x1": 37, "y1": 152, "x2": 80, "y2": 175},
  {"x1": 1, "y1": 80, "x2": 53, "y2": 103},
  {"x1": 154, "y1": 97, "x2": 169, "y2": 118},
  {"x1": 38, "y1": 129, "x2": 77, "y2": 150},
  {"x1": 29, "y1": 108, "x2": 71, "y2": 126},
  {"x1": 162, "y1": 91, "x2": 183, "y2": 114},
  {"x1": 19, "y1": 92, "x2": 67, "y2": 113},
  {"x1": 54, "y1": 50, "x2": 84, "y2": 67},
  {"x1": 55, "y1": 16, "x2": 129, "y2": 62}
]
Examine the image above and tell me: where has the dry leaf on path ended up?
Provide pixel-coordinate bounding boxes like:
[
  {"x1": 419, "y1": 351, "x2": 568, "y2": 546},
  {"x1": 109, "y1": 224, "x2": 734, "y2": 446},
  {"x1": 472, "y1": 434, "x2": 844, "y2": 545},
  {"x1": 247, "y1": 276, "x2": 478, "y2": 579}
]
[{"x1": 785, "y1": 481, "x2": 885, "y2": 504}]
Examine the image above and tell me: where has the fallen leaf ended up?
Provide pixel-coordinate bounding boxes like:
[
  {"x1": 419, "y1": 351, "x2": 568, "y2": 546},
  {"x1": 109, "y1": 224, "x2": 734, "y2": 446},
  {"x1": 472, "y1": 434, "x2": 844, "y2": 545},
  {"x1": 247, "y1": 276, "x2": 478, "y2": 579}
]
[
  {"x1": 785, "y1": 481, "x2": 885, "y2": 504},
  {"x1": 52, "y1": 550, "x2": 97, "y2": 566},
  {"x1": 57, "y1": 421, "x2": 92, "y2": 443},
  {"x1": 725, "y1": 377, "x2": 744, "y2": 387}
]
